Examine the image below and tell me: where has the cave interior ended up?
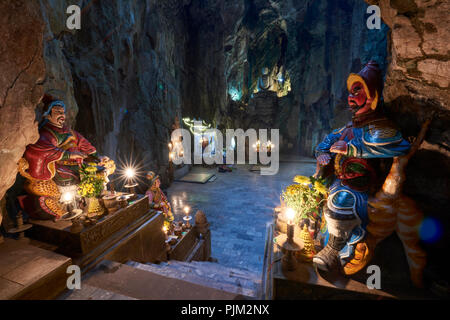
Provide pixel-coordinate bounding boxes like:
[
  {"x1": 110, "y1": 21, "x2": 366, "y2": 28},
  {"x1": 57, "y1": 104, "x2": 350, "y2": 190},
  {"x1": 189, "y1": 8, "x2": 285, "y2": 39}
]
[{"x1": 0, "y1": 0, "x2": 449, "y2": 301}]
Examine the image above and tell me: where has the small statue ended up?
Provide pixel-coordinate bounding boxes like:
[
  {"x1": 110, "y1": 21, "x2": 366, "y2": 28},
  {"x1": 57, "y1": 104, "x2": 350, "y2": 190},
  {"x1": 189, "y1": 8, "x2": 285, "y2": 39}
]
[
  {"x1": 145, "y1": 171, "x2": 174, "y2": 229},
  {"x1": 257, "y1": 67, "x2": 273, "y2": 92},
  {"x1": 312, "y1": 61, "x2": 422, "y2": 282},
  {"x1": 299, "y1": 224, "x2": 315, "y2": 262},
  {"x1": 194, "y1": 210, "x2": 209, "y2": 235}
]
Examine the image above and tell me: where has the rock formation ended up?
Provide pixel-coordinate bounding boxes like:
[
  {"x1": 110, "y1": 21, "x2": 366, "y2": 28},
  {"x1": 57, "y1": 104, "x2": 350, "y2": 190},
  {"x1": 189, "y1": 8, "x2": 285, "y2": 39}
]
[
  {"x1": 40, "y1": 0, "x2": 189, "y2": 189},
  {"x1": 0, "y1": 0, "x2": 46, "y2": 204},
  {"x1": 365, "y1": 0, "x2": 449, "y2": 277},
  {"x1": 183, "y1": 0, "x2": 389, "y2": 155},
  {"x1": 0, "y1": 1, "x2": 447, "y2": 270}
]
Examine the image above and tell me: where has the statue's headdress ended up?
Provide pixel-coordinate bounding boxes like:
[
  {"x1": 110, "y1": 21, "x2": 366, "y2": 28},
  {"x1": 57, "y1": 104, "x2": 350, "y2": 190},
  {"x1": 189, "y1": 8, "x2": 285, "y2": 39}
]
[
  {"x1": 346, "y1": 61, "x2": 383, "y2": 111},
  {"x1": 39, "y1": 94, "x2": 66, "y2": 129},
  {"x1": 146, "y1": 171, "x2": 160, "y2": 185},
  {"x1": 41, "y1": 94, "x2": 66, "y2": 116}
]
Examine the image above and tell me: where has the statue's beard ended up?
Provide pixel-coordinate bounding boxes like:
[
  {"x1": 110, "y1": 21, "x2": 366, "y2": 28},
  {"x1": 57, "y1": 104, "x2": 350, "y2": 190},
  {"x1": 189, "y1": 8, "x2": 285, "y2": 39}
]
[
  {"x1": 49, "y1": 117, "x2": 65, "y2": 128},
  {"x1": 349, "y1": 98, "x2": 367, "y2": 115}
]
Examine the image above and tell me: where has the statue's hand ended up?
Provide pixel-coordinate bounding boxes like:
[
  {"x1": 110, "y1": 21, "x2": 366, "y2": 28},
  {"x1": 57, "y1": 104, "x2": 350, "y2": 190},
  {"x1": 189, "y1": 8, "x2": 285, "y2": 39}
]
[
  {"x1": 70, "y1": 151, "x2": 87, "y2": 160},
  {"x1": 317, "y1": 153, "x2": 331, "y2": 165},
  {"x1": 330, "y1": 141, "x2": 348, "y2": 154}
]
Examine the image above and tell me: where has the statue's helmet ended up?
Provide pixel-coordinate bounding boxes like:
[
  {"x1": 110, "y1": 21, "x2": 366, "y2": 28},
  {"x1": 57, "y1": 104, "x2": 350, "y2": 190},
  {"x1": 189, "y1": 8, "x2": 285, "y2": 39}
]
[
  {"x1": 146, "y1": 171, "x2": 160, "y2": 185},
  {"x1": 346, "y1": 61, "x2": 383, "y2": 111},
  {"x1": 41, "y1": 94, "x2": 66, "y2": 116}
]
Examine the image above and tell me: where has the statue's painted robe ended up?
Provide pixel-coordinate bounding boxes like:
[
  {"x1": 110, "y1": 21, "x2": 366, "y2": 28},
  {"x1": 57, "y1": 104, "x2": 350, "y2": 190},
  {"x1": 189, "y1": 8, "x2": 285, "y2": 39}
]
[
  {"x1": 315, "y1": 118, "x2": 410, "y2": 262},
  {"x1": 146, "y1": 188, "x2": 171, "y2": 216},
  {"x1": 24, "y1": 123, "x2": 97, "y2": 184}
]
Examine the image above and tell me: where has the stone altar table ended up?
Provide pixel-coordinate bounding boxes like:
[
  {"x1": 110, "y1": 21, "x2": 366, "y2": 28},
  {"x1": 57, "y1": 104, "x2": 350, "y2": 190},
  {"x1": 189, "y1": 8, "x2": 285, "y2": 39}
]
[
  {"x1": 264, "y1": 223, "x2": 395, "y2": 300},
  {"x1": 26, "y1": 195, "x2": 167, "y2": 272}
]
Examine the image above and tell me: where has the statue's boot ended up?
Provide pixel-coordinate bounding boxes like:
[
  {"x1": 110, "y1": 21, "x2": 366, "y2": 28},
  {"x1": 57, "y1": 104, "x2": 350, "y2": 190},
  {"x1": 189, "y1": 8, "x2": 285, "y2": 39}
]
[
  {"x1": 343, "y1": 236, "x2": 376, "y2": 275},
  {"x1": 313, "y1": 234, "x2": 347, "y2": 272}
]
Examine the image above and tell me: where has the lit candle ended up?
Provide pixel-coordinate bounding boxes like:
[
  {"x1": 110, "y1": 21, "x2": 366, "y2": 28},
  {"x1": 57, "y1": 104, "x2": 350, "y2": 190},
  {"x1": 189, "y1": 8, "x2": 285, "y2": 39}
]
[
  {"x1": 125, "y1": 167, "x2": 135, "y2": 180},
  {"x1": 61, "y1": 191, "x2": 74, "y2": 204},
  {"x1": 285, "y1": 208, "x2": 295, "y2": 243},
  {"x1": 285, "y1": 208, "x2": 295, "y2": 225},
  {"x1": 162, "y1": 226, "x2": 168, "y2": 240},
  {"x1": 183, "y1": 206, "x2": 192, "y2": 228}
]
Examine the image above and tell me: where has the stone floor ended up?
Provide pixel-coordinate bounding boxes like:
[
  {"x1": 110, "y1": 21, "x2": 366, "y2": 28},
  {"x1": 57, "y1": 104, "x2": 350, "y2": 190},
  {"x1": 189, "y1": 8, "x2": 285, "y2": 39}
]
[{"x1": 166, "y1": 159, "x2": 316, "y2": 276}]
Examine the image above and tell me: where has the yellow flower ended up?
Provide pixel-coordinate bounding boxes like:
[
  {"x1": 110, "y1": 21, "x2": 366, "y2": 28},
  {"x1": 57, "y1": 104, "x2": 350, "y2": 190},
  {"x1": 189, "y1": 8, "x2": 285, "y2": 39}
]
[
  {"x1": 314, "y1": 181, "x2": 328, "y2": 195},
  {"x1": 294, "y1": 175, "x2": 310, "y2": 185},
  {"x1": 85, "y1": 166, "x2": 97, "y2": 174},
  {"x1": 286, "y1": 184, "x2": 303, "y2": 196}
]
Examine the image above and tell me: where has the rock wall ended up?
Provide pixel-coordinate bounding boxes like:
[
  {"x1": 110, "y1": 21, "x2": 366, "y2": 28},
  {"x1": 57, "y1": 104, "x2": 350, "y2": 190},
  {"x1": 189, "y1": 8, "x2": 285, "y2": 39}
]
[
  {"x1": 366, "y1": 0, "x2": 450, "y2": 275},
  {"x1": 182, "y1": 0, "x2": 389, "y2": 155},
  {"x1": 0, "y1": 0, "x2": 46, "y2": 204},
  {"x1": 1, "y1": 0, "x2": 447, "y2": 219},
  {"x1": 40, "y1": 0, "x2": 188, "y2": 189}
]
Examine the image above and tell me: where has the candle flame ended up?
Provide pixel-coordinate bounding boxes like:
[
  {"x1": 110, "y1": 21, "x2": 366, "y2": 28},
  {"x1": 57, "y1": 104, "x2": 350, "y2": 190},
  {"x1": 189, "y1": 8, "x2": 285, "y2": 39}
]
[
  {"x1": 61, "y1": 191, "x2": 74, "y2": 203},
  {"x1": 125, "y1": 167, "x2": 135, "y2": 179},
  {"x1": 286, "y1": 208, "x2": 295, "y2": 223}
]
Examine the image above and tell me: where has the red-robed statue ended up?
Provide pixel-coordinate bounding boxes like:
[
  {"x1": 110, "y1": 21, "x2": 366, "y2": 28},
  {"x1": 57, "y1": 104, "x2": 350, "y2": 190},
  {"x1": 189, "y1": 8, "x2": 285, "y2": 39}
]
[{"x1": 18, "y1": 96, "x2": 107, "y2": 220}]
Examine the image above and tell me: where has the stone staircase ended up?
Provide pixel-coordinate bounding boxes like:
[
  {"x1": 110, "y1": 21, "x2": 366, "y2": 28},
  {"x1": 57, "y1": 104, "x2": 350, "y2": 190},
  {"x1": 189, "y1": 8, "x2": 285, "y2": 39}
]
[
  {"x1": 59, "y1": 259, "x2": 262, "y2": 300},
  {"x1": 126, "y1": 260, "x2": 262, "y2": 299}
]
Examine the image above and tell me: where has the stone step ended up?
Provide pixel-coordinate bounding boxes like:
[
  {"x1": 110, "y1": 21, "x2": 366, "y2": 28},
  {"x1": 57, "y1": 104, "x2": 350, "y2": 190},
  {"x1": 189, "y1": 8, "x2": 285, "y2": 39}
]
[
  {"x1": 129, "y1": 261, "x2": 258, "y2": 298},
  {"x1": 177, "y1": 262, "x2": 261, "y2": 290},
  {"x1": 169, "y1": 260, "x2": 255, "y2": 277},
  {"x1": 177, "y1": 260, "x2": 262, "y2": 283},
  {"x1": 0, "y1": 239, "x2": 72, "y2": 300},
  {"x1": 145, "y1": 260, "x2": 261, "y2": 286},
  {"x1": 59, "y1": 284, "x2": 137, "y2": 300},
  {"x1": 76, "y1": 260, "x2": 249, "y2": 300}
]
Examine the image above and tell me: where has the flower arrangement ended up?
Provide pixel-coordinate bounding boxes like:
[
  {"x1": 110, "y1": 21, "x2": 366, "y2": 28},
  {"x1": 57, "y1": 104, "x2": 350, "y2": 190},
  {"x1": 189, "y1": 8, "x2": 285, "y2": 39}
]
[
  {"x1": 78, "y1": 163, "x2": 105, "y2": 198},
  {"x1": 282, "y1": 175, "x2": 328, "y2": 225}
]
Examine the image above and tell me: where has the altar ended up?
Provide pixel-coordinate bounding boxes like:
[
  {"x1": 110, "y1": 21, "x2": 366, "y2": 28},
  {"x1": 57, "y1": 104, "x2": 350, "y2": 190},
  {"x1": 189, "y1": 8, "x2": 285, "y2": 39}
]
[
  {"x1": 26, "y1": 195, "x2": 167, "y2": 272},
  {"x1": 263, "y1": 222, "x2": 395, "y2": 300}
]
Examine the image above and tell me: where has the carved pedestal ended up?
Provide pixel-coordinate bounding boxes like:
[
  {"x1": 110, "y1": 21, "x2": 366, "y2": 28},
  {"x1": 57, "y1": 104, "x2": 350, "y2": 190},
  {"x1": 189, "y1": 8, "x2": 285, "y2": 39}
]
[{"x1": 27, "y1": 195, "x2": 167, "y2": 271}]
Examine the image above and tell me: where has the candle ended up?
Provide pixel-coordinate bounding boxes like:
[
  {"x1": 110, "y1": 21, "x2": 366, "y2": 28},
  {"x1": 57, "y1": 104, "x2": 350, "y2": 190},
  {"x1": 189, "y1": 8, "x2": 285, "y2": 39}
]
[
  {"x1": 285, "y1": 208, "x2": 295, "y2": 244},
  {"x1": 285, "y1": 208, "x2": 295, "y2": 225},
  {"x1": 162, "y1": 226, "x2": 168, "y2": 240}
]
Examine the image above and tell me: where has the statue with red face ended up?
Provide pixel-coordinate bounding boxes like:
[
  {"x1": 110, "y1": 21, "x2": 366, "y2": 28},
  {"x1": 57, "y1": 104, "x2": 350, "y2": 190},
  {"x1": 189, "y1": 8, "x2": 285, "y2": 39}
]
[{"x1": 312, "y1": 61, "x2": 411, "y2": 275}]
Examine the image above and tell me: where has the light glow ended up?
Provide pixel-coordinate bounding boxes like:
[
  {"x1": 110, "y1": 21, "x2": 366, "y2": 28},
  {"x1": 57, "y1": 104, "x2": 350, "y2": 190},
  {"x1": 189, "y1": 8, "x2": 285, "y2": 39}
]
[
  {"x1": 61, "y1": 191, "x2": 74, "y2": 203},
  {"x1": 285, "y1": 208, "x2": 295, "y2": 224},
  {"x1": 125, "y1": 167, "x2": 135, "y2": 179}
]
